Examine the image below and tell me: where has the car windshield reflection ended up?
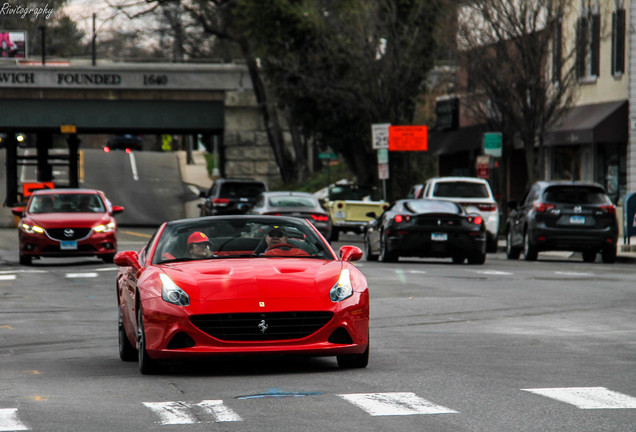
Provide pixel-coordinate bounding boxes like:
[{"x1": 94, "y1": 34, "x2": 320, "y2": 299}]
[{"x1": 153, "y1": 217, "x2": 330, "y2": 264}]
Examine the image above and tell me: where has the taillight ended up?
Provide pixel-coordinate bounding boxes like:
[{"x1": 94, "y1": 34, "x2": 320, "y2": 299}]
[
  {"x1": 265, "y1": 212, "x2": 281, "y2": 216},
  {"x1": 533, "y1": 201, "x2": 555, "y2": 212},
  {"x1": 212, "y1": 198, "x2": 230, "y2": 206},
  {"x1": 394, "y1": 215, "x2": 411, "y2": 223},
  {"x1": 337, "y1": 203, "x2": 344, "y2": 209},
  {"x1": 467, "y1": 215, "x2": 483, "y2": 225},
  {"x1": 382, "y1": 204, "x2": 389, "y2": 210},
  {"x1": 125, "y1": 148, "x2": 132, "y2": 154},
  {"x1": 103, "y1": 146, "x2": 110, "y2": 153},
  {"x1": 600, "y1": 204, "x2": 616, "y2": 214},
  {"x1": 476, "y1": 203, "x2": 497, "y2": 212},
  {"x1": 311, "y1": 214, "x2": 329, "y2": 221}
]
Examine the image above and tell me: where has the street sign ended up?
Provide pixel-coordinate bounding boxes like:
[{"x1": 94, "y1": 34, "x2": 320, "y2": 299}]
[
  {"x1": 371, "y1": 123, "x2": 390, "y2": 149},
  {"x1": 60, "y1": 124, "x2": 77, "y2": 134},
  {"x1": 388, "y1": 126, "x2": 428, "y2": 151},
  {"x1": 378, "y1": 163, "x2": 389, "y2": 180},
  {"x1": 318, "y1": 152, "x2": 338, "y2": 160},
  {"x1": 377, "y1": 148, "x2": 389, "y2": 164},
  {"x1": 476, "y1": 155, "x2": 490, "y2": 180},
  {"x1": 483, "y1": 132, "x2": 502, "y2": 157}
]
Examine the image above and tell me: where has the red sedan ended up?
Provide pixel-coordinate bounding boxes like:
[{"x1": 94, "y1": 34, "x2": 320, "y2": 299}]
[
  {"x1": 11, "y1": 188, "x2": 124, "y2": 265},
  {"x1": 114, "y1": 215, "x2": 369, "y2": 374}
]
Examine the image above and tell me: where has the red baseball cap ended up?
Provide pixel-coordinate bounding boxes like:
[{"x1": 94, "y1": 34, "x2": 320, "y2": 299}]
[{"x1": 187, "y1": 231, "x2": 211, "y2": 245}]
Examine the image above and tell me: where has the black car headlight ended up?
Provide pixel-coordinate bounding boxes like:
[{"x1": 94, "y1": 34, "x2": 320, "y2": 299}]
[
  {"x1": 330, "y1": 269, "x2": 353, "y2": 302},
  {"x1": 160, "y1": 274, "x2": 190, "y2": 306}
]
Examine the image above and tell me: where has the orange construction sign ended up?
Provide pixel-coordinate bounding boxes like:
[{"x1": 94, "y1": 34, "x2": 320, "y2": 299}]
[
  {"x1": 23, "y1": 182, "x2": 55, "y2": 197},
  {"x1": 389, "y1": 126, "x2": 428, "y2": 151}
]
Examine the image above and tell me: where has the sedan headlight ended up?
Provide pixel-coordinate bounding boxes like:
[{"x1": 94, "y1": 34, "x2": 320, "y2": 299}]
[
  {"x1": 93, "y1": 221, "x2": 116, "y2": 233},
  {"x1": 20, "y1": 223, "x2": 44, "y2": 234},
  {"x1": 330, "y1": 268, "x2": 353, "y2": 302},
  {"x1": 160, "y1": 273, "x2": 190, "y2": 306}
]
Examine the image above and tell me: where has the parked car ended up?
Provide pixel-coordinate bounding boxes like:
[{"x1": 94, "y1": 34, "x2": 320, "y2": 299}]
[
  {"x1": 417, "y1": 177, "x2": 500, "y2": 252},
  {"x1": 364, "y1": 199, "x2": 487, "y2": 264},
  {"x1": 11, "y1": 188, "x2": 124, "y2": 265},
  {"x1": 316, "y1": 182, "x2": 387, "y2": 241},
  {"x1": 249, "y1": 191, "x2": 332, "y2": 239},
  {"x1": 103, "y1": 134, "x2": 143, "y2": 153},
  {"x1": 114, "y1": 215, "x2": 369, "y2": 374},
  {"x1": 199, "y1": 178, "x2": 268, "y2": 216},
  {"x1": 505, "y1": 181, "x2": 618, "y2": 263},
  {"x1": 406, "y1": 184, "x2": 424, "y2": 199}
]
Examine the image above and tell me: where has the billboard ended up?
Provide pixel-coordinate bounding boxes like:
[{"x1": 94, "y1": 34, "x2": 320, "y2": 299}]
[{"x1": 0, "y1": 31, "x2": 27, "y2": 58}]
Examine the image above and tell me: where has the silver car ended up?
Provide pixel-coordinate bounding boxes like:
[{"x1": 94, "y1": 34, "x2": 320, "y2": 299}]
[{"x1": 250, "y1": 191, "x2": 333, "y2": 239}]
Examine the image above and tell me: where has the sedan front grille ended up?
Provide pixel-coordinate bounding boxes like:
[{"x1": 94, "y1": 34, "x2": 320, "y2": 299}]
[
  {"x1": 46, "y1": 228, "x2": 92, "y2": 241},
  {"x1": 190, "y1": 311, "x2": 333, "y2": 341}
]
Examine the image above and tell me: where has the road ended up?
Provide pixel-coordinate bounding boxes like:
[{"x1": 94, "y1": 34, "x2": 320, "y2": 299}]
[
  {"x1": 0, "y1": 149, "x2": 198, "y2": 227},
  {"x1": 1, "y1": 230, "x2": 636, "y2": 431}
]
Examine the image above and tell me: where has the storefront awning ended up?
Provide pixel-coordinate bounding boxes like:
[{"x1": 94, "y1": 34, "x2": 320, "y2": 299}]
[
  {"x1": 428, "y1": 124, "x2": 487, "y2": 155},
  {"x1": 547, "y1": 100, "x2": 627, "y2": 145}
]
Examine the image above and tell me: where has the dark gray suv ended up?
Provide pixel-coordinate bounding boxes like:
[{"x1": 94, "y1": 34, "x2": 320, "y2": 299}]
[
  {"x1": 505, "y1": 181, "x2": 618, "y2": 263},
  {"x1": 199, "y1": 178, "x2": 268, "y2": 216}
]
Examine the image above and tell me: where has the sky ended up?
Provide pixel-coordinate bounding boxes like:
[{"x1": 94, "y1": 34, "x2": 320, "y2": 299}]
[{"x1": 62, "y1": 0, "x2": 145, "y2": 38}]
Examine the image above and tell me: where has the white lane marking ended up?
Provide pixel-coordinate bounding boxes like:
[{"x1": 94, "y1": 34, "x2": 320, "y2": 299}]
[
  {"x1": 554, "y1": 271, "x2": 593, "y2": 277},
  {"x1": 522, "y1": 387, "x2": 636, "y2": 409},
  {"x1": 338, "y1": 392, "x2": 459, "y2": 416},
  {"x1": 0, "y1": 408, "x2": 28, "y2": 431},
  {"x1": 143, "y1": 400, "x2": 242, "y2": 425},
  {"x1": 474, "y1": 270, "x2": 513, "y2": 275},
  {"x1": 0, "y1": 275, "x2": 16, "y2": 281},
  {"x1": 0, "y1": 270, "x2": 47, "y2": 274},
  {"x1": 129, "y1": 151, "x2": 139, "y2": 181},
  {"x1": 407, "y1": 270, "x2": 427, "y2": 274},
  {"x1": 65, "y1": 273, "x2": 99, "y2": 278}
]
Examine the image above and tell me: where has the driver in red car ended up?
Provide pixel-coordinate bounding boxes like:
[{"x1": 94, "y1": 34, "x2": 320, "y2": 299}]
[
  {"x1": 187, "y1": 231, "x2": 215, "y2": 259},
  {"x1": 263, "y1": 227, "x2": 309, "y2": 256}
]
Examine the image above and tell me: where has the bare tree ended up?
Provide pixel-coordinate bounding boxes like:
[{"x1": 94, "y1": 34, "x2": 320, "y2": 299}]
[{"x1": 456, "y1": 0, "x2": 578, "y2": 185}]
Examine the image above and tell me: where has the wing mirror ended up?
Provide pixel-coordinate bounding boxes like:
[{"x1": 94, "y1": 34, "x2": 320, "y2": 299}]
[
  {"x1": 339, "y1": 245, "x2": 363, "y2": 262},
  {"x1": 114, "y1": 250, "x2": 141, "y2": 271}
]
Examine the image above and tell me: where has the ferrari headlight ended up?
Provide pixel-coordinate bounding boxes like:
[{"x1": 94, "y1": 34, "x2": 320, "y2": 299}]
[
  {"x1": 160, "y1": 273, "x2": 190, "y2": 306},
  {"x1": 93, "y1": 222, "x2": 116, "y2": 233},
  {"x1": 20, "y1": 223, "x2": 44, "y2": 234},
  {"x1": 330, "y1": 268, "x2": 353, "y2": 302}
]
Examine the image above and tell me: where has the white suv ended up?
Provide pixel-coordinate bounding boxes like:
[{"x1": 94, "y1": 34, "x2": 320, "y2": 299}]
[{"x1": 418, "y1": 177, "x2": 500, "y2": 252}]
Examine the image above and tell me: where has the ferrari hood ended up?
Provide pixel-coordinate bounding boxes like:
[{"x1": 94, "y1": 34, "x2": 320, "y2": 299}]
[{"x1": 160, "y1": 258, "x2": 342, "y2": 302}]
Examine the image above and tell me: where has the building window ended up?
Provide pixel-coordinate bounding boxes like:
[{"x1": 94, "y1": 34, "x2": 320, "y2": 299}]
[
  {"x1": 611, "y1": 7, "x2": 625, "y2": 76},
  {"x1": 576, "y1": 1, "x2": 601, "y2": 79}
]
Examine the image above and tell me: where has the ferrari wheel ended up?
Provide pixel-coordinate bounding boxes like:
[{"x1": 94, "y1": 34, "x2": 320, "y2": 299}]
[
  {"x1": 364, "y1": 236, "x2": 378, "y2": 261},
  {"x1": 451, "y1": 256, "x2": 465, "y2": 264},
  {"x1": 467, "y1": 252, "x2": 486, "y2": 265},
  {"x1": 506, "y1": 230, "x2": 520, "y2": 260},
  {"x1": 379, "y1": 233, "x2": 398, "y2": 262},
  {"x1": 137, "y1": 304, "x2": 159, "y2": 374},
  {"x1": 337, "y1": 345, "x2": 369, "y2": 369},
  {"x1": 582, "y1": 250, "x2": 597, "y2": 263},
  {"x1": 118, "y1": 306, "x2": 137, "y2": 362}
]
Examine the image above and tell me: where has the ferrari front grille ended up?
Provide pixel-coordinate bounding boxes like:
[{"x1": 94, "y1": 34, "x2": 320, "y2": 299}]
[{"x1": 190, "y1": 311, "x2": 334, "y2": 341}]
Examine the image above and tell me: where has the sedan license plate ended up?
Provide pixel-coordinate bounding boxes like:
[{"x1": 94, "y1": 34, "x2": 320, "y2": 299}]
[
  {"x1": 569, "y1": 216, "x2": 586, "y2": 225},
  {"x1": 60, "y1": 240, "x2": 78, "y2": 250},
  {"x1": 431, "y1": 232, "x2": 448, "y2": 241}
]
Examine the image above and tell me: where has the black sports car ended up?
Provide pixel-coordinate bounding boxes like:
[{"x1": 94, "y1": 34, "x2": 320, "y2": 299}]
[{"x1": 364, "y1": 199, "x2": 487, "y2": 264}]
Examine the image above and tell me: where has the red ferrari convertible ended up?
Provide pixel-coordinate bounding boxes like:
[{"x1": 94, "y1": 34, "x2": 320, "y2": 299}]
[{"x1": 114, "y1": 215, "x2": 369, "y2": 374}]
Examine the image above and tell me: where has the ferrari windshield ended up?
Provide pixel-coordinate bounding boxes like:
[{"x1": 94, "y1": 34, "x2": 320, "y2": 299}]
[{"x1": 152, "y1": 216, "x2": 333, "y2": 264}]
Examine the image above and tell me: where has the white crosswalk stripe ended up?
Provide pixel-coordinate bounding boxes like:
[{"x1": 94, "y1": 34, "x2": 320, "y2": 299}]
[
  {"x1": 522, "y1": 387, "x2": 636, "y2": 409},
  {"x1": 65, "y1": 272, "x2": 99, "y2": 278},
  {"x1": 338, "y1": 392, "x2": 459, "y2": 416},
  {"x1": 143, "y1": 400, "x2": 243, "y2": 425},
  {"x1": 0, "y1": 408, "x2": 28, "y2": 431},
  {"x1": 0, "y1": 275, "x2": 16, "y2": 281}
]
